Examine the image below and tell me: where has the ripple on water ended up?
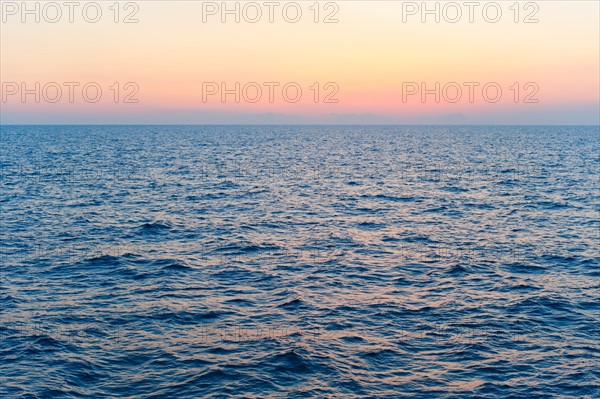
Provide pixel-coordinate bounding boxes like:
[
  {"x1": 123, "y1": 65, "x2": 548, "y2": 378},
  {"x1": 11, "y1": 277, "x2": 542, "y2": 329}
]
[{"x1": 1, "y1": 125, "x2": 599, "y2": 398}]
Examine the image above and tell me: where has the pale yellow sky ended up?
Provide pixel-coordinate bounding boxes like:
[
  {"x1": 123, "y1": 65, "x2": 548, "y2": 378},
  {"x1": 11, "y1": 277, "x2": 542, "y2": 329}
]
[{"x1": 1, "y1": 1, "x2": 599, "y2": 123}]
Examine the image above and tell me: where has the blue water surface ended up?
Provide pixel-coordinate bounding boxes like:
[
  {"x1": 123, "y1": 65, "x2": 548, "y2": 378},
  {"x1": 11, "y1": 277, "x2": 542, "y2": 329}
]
[{"x1": 0, "y1": 125, "x2": 598, "y2": 398}]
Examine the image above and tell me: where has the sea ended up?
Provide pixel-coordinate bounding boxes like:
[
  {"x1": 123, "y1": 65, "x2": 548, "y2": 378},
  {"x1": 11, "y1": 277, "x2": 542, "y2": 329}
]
[{"x1": 1, "y1": 125, "x2": 598, "y2": 398}]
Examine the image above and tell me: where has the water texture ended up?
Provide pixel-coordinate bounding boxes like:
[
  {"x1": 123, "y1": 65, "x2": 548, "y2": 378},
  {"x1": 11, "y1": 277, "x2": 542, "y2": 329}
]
[{"x1": 0, "y1": 125, "x2": 598, "y2": 398}]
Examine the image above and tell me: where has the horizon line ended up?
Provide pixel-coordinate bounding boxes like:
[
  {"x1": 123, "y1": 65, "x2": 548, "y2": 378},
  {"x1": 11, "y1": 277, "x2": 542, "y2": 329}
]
[{"x1": 2, "y1": 123, "x2": 600, "y2": 127}]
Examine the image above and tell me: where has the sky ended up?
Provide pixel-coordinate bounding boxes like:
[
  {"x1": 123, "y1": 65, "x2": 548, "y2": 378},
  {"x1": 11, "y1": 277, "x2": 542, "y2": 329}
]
[{"x1": 1, "y1": 0, "x2": 599, "y2": 124}]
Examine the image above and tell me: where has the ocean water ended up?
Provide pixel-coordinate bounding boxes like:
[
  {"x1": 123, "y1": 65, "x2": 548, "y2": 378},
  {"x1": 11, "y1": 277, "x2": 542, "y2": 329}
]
[{"x1": 0, "y1": 125, "x2": 598, "y2": 398}]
